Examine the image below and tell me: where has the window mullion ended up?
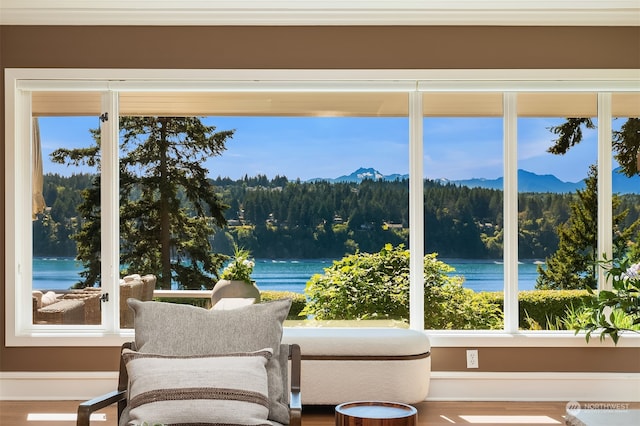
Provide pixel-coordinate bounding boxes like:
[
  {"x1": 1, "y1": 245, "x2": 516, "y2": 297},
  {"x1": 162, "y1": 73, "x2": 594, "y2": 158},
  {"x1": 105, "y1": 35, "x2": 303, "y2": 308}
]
[
  {"x1": 100, "y1": 91, "x2": 120, "y2": 329},
  {"x1": 597, "y1": 93, "x2": 613, "y2": 290},
  {"x1": 503, "y1": 93, "x2": 519, "y2": 333},
  {"x1": 409, "y1": 91, "x2": 424, "y2": 330}
]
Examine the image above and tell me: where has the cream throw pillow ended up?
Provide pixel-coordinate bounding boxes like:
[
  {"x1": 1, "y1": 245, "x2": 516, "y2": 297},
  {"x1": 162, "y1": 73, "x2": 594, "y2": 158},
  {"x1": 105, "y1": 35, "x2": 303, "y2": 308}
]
[
  {"x1": 127, "y1": 298, "x2": 292, "y2": 424},
  {"x1": 122, "y1": 348, "x2": 272, "y2": 426}
]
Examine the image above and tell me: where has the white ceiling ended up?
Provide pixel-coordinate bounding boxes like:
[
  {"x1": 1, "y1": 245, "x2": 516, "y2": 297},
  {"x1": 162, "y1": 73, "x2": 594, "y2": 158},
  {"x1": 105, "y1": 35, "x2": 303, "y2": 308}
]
[{"x1": 0, "y1": 0, "x2": 638, "y2": 26}]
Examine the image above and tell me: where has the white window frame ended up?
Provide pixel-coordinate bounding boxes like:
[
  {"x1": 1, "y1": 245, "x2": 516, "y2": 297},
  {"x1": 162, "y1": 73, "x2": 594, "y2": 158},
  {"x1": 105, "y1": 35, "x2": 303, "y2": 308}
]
[{"x1": 5, "y1": 68, "x2": 640, "y2": 347}]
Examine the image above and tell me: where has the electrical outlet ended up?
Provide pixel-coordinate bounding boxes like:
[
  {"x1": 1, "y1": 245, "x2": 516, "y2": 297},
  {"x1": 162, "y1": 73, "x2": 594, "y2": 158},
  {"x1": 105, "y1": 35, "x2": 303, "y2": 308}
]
[{"x1": 466, "y1": 349, "x2": 479, "y2": 368}]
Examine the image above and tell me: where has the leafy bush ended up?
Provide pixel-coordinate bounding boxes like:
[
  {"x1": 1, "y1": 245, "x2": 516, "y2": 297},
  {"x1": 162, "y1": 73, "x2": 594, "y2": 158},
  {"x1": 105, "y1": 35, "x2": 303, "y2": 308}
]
[
  {"x1": 580, "y1": 257, "x2": 640, "y2": 343},
  {"x1": 154, "y1": 279, "x2": 585, "y2": 330},
  {"x1": 219, "y1": 245, "x2": 255, "y2": 284},
  {"x1": 301, "y1": 244, "x2": 502, "y2": 329},
  {"x1": 451, "y1": 291, "x2": 504, "y2": 330},
  {"x1": 260, "y1": 290, "x2": 307, "y2": 320}
]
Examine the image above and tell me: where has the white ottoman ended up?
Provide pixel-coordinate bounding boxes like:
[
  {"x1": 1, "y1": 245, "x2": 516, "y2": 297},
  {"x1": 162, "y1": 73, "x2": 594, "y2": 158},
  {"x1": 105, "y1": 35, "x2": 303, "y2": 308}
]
[{"x1": 282, "y1": 328, "x2": 431, "y2": 405}]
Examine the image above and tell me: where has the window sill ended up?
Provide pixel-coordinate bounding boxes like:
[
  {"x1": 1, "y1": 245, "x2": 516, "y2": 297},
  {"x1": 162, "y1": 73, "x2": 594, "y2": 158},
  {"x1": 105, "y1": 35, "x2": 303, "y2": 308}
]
[
  {"x1": 7, "y1": 327, "x2": 639, "y2": 348},
  {"x1": 6, "y1": 330, "x2": 135, "y2": 347},
  {"x1": 424, "y1": 329, "x2": 640, "y2": 348}
]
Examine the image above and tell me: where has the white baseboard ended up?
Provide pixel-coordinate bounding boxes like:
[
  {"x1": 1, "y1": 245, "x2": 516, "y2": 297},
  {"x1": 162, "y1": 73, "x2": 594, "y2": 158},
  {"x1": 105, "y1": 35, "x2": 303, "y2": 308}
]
[
  {"x1": 0, "y1": 372, "x2": 118, "y2": 400},
  {"x1": 1, "y1": 371, "x2": 639, "y2": 402},
  {"x1": 428, "y1": 372, "x2": 640, "y2": 402}
]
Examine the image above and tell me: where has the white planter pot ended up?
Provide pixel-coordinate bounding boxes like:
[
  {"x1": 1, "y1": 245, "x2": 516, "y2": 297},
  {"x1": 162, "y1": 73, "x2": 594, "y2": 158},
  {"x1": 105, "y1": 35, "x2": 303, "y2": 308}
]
[{"x1": 211, "y1": 279, "x2": 261, "y2": 307}]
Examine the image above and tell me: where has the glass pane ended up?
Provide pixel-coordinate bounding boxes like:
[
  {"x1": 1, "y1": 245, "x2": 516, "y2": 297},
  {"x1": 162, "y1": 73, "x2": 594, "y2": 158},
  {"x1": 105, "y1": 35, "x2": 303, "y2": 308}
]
[
  {"x1": 612, "y1": 92, "x2": 640, "y2": 272},
  {"x1": 518, "y1": 92, "x2": 597, "y2": 330},
  {"x1": 32, "y1": 114, "x2": 103, "y2": 326},
  {"x1": 119, "y1": 92, "x2": 409, "y2": 327},
  {"x1": 423, "y1": 93, "x2": 504, "y2": 330},
  {"x1": 214, "y1": 115, "x2": 409, "y2": 326}
]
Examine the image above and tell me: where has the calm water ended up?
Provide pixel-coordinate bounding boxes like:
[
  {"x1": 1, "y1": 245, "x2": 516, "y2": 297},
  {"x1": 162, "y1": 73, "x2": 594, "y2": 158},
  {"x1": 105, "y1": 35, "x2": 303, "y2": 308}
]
[{"x1": 32, "y1": 257, "x2": 542, "y2": 293}]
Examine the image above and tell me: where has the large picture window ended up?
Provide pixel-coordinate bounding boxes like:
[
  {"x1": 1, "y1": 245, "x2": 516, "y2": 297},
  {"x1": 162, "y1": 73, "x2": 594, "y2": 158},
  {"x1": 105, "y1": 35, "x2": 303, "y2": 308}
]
[{"x1": 5, "y1": 69, "x2": 639, "y2": 346}]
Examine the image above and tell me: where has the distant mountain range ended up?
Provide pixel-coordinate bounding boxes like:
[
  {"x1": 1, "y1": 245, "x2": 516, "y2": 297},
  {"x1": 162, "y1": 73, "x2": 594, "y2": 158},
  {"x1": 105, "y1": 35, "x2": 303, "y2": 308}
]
[
  {"x1": 313, "y1": 167, "x2": 408, "y2": 184},
  {"x1": 309, "y1": 167, "x2": 639, "y2": 194},
  {"x1": 449, "y1": 169, "x2": 583, "y2": 193}
]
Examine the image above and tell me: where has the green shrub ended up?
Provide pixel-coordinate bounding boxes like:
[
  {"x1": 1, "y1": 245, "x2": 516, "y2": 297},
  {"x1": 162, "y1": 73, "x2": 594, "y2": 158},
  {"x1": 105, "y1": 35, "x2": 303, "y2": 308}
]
[
  {"x1": 154, "y1": 278, "x2": 585, "y2": 330},
  {"x1": 301, "y1": 244, "x2": 502, "y2": 329},
  {"x1": 524, "y1": 301, "x2": 593, "y2": 331},
  {"x1": 478, "y1": 290, "x2": 589, "y2": 330},
  {"x1": 519, "y1": 290, "x2": 588, "y2": 330},
  {"x1": 260, "y1": 290, "x2": 307, "y2": 320}
]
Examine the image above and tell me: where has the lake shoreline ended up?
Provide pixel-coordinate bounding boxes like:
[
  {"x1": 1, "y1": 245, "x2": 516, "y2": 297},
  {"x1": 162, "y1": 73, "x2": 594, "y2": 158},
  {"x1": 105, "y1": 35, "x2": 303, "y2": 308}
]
[{"x1": 32, "y1": 256, "x2": 544, "y2": 294}]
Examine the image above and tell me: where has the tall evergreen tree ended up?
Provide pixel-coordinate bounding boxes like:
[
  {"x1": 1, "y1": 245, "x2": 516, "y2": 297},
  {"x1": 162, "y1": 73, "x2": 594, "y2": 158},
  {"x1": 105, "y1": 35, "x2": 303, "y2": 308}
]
[
  {"x1": 51, "y1": 116, "x2": 234, "y2": 290},
  {"x1": 536, "y1": 166, "x2": 639, "y2": 289},
  {"x1": 548, "y1": 117, "x2": 640, "y2": 177},
  {"x1": 612, "y1": 118, "x2": 640, "y2": 177},
  {"x1": 537, "y1": 116, "x2": 640, "y2": 289}
]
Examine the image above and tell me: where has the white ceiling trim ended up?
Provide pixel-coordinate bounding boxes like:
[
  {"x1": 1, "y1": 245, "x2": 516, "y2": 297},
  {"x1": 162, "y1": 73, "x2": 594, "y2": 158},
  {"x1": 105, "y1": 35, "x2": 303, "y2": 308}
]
[
  {"x1": 7, "y1": 68, "x2": 640, "y2": 85},
  {"x1": 0, "y1": 0, "x2": 638, "y2": 26}
]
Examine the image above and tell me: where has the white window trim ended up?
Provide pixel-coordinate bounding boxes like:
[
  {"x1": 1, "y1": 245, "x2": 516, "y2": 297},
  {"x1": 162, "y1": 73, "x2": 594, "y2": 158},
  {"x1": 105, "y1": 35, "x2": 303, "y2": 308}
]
[
  {"x1": 5, "y1": 68, "x2": 640, "y2": 347},
  {"x1": 0, "y1": 0, "x2": 637, "y2": 26}
]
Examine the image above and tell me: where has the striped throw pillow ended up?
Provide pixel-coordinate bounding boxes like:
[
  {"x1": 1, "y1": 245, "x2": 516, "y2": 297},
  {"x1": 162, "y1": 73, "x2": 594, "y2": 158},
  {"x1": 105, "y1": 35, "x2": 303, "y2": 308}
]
[{"x1": 122, "y1": 348, "x2": 272, "y2": 426}]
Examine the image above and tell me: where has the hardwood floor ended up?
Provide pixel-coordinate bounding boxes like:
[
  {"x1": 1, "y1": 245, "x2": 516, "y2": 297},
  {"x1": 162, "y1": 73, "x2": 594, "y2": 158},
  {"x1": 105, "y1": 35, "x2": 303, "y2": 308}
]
[{"x1": 0, "y1": 400, "x2": 589, "y2": 426}]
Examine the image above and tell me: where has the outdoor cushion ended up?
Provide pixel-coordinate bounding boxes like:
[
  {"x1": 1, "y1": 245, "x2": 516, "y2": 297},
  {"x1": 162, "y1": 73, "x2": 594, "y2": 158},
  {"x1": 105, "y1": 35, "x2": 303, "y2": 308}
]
[
  {"x1": 127, "y1": 298, "x2": 292, "y2": 424},
  {"x1": 41, "y1": 291, "x2": 58, "y2": 306},
  {"x1": 122, "y1": 348, "x2": 272, "y2": 426}
]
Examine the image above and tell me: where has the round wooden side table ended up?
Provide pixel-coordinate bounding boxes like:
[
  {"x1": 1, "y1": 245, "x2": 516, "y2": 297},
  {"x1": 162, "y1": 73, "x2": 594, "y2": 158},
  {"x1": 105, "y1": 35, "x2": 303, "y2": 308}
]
[{"x1": 335, "y1": 401, "x2": 418, "y2": 426}]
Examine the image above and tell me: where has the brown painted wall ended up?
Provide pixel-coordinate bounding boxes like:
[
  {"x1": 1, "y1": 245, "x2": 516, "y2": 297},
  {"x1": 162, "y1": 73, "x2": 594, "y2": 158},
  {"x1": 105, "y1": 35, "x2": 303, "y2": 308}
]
[
  {"x1": 2, "y1": 26, "x2": 640, "y2": 70},
  {"x1": 432, "y1": 347, "x2": 640, "y2": 372},
  {"x1": 2, "y1": 25, "x2": 640, "y2": 374}
]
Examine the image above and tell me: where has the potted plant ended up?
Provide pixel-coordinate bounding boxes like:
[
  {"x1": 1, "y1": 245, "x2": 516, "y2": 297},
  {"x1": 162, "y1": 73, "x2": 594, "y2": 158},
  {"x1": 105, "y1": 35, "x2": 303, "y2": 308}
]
[
  {"x1": 211, "y1": 246, "x2": 261, "y2": 306},
  {"x1": 578, "y1": 256, "x2": 640, "y2": 344}
]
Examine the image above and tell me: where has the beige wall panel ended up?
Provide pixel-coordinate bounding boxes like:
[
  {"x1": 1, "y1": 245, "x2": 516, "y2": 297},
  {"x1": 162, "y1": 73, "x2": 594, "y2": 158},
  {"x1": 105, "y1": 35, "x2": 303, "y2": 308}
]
[
  {"x1": 31, "y1": 92, "x2": 640, "y2": 118},
  {"x1": 613, "y1": 93, "x2": 640, "y2": 118},
  {"x1": 517, "y1": 93, "x2": 597, "y2": 117},
  {"x1": 32, "y1": 92, "x2": 102, "y2": 116},
  {"x1": 423, "y1": 93, "x2": 503, "y2": 117},
  {"x1": 119, "y1": 92, "x2": 409, "y2": 117},
  {"x1": 33, "y1": 92, "x2": 409, "y2": 117}
]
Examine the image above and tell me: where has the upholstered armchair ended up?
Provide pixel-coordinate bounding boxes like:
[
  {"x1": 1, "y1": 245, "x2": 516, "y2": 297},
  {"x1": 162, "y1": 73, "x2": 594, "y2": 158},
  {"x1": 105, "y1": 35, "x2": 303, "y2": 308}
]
[{"x1": 77, "y1": 298, "x2": 300, "y2": 426}]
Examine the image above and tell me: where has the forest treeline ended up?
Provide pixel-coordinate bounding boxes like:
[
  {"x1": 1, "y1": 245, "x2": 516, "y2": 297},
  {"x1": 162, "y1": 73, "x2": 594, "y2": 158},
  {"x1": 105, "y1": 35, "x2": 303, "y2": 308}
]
[{"x1": 33, "y1": 173, "x2": 640, "y2": 260}]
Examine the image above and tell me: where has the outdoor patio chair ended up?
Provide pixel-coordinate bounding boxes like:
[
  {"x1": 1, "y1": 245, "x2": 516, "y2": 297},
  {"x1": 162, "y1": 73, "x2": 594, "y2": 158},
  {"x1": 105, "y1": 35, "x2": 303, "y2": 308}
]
[
  {"x1": 119, "y1": 274, "x2": 156, "y2": 328},
  {"x1": 77, "y1": 298, "x2": 300, "y2": 426}
]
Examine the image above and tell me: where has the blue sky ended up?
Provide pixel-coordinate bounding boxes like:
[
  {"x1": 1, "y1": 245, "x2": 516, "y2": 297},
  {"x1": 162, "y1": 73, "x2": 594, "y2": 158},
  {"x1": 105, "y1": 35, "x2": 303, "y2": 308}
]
[{"x1": 38, "y1": 115, "x2": 602, "y2": 183}]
